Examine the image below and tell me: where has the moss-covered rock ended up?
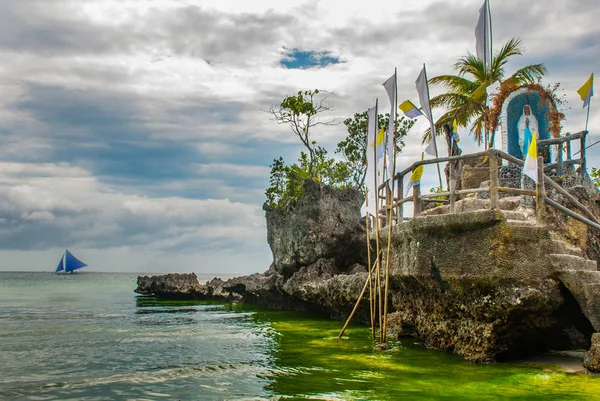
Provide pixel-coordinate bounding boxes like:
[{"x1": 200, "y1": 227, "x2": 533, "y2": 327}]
[{"x1": 386, "y1": 276, "x2": 563, "y2": 362}]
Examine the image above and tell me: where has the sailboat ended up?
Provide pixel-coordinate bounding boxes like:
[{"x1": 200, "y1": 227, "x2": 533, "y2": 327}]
[{"x1": 55, "y1": 249, "x2": 87, "y2": 274}]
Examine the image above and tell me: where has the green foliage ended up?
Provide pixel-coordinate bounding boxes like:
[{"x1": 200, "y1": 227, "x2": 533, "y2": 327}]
[
  {"x1": 280, "y1": 90, "x2": 319, "y2": 117},
  {"x1": 336, "y1": 112, "x2": 415, "y2": 190},
  {"x1": 429, "y1": 186, "x2": 446, "y2": 206},
  {"x1": 591, "y1": 168, "x2": 600, "y2": 189},
  {"x1": 265, "y1": 95, "x2": 416, "y2": 210},
  {"x1": 265, "y1": 146, "x2": 351, "y2": 210},
  {"x1": 267, "y1": 89, "x2": 335, "y2": 177}
]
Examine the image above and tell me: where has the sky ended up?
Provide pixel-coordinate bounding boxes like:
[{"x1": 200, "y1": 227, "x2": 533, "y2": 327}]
[{"x1": 0, "y1": 0, "x2": 598, "y2": 274}]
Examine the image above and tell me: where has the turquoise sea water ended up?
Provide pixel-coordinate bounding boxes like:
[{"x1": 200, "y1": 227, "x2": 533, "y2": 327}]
[{"x1": 1, "y1": 272, "x2": 600, "y2": 400}]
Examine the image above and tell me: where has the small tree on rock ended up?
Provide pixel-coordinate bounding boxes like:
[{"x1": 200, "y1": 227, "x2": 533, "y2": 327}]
[{"x1": 266, "y1": 89, "x2": 336, "y2": 177}]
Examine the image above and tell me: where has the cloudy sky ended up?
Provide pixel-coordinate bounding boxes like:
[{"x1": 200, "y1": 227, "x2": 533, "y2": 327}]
[{"x1": 0, "y1": 0, "x2": 598, "y2": 274}]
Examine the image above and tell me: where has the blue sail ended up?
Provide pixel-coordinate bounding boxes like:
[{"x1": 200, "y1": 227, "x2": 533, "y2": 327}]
[
  {"x1": 55, "y1": 255, "x2": 64, "y2": 272},
  {"x1": 64, "y1": 249, "x2": 87, "y2": 273}
]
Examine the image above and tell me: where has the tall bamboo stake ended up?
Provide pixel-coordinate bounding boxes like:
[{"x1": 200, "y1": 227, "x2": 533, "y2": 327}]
[
  {"x1": 372, "y1": 99, "x2": 383, "y2": 342},
  {"x1": 382, "y1": 68, "x2": 397, "y2": 343},
  {"x1": 365, "y1": 198, "x2": 375, "y2": 340},
  {"x1": 337, "y1": 255, "x2": 380, "y2": 339}
]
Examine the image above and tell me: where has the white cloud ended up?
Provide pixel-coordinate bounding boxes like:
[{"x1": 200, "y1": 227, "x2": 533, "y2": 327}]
[{"x1": 0, "y1": 0, "x2": 598, "y2": 273}]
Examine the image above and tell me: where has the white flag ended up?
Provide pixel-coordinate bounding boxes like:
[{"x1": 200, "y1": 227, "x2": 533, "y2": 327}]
[
  {"x1": 362, "y1": 106, "x2": 377, "y2": 217},
  {"x1": 416, "y1": 65, "x2": 438, "y2": 157},
  {"x1": 475, "y1": 0, "x2": 492, "y2": 70},
  {"x1": 487, "y1": 80, "x2": 501, "y2": 103},
  {"x1": 383, "y1": 72, "x2": 396, "y2": 179},
  {"x1": 424, "y1": 138, "x2": 437, "y2": 156},
  {"x1": 416, "y1": 67, "x2": 432, "y2": 122}
]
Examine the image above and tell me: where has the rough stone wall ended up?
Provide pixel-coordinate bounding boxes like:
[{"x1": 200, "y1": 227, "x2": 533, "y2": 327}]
[{"x1": 380, "y1": 209, "x2": 555, "y2": 281}]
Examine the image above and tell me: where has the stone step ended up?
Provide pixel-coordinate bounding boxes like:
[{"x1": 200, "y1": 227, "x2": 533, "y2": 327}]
[
  {"x1": 552, "y1": 254, "x2": 597, "y2": 271},
  {"x1": 501, "y1": 210, "x2": 528, "y2": 221},
  {"x1": 497, "y1": 196, "x2": 522, "y2": 211},
  {"x1": 582, "y1": 283, "x2": 600, "y2": 331},
  {"x1": 556, "y1": 269, "x2": 600, "y2": 283},
  {"x1": 548, "y1": 239, "x2": 585, "y2": 257},
  {"x1": 557, "y1": 271, "x2": 600, "y2": 332},
  {"x1": 506, "y1": 220, "x2": 542, "y2": 228}
]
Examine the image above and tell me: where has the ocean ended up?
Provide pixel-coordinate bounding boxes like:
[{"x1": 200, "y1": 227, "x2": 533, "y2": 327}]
[{"x1": 1, "y1": 271, "x2": 599, "y2": 400}]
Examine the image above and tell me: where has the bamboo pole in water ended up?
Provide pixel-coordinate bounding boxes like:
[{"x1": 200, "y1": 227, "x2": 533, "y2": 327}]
[
  {"x1": 337, "y1": 254, "x2": 380, "y2": 339},
  {"x1": 372, "y1": 100, "x2": 383, "y2": 342},
  {"x1": 365, "y1": 201, "x2": 375, "y2": 340},
  {"x1": 382, "y1": 78, "x2": 398, "y2": 343}
]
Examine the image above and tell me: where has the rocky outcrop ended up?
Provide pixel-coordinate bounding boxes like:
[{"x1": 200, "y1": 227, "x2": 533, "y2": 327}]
[
  {"x1": 584, "y1": 333, "x2": 600, "y2": 372},
  {"x1": 135, "y1": 273, "x2": 208, "y2": 298},
  {"x1": 264, "y1": 179, "x2": 366, "y2": 279},
  {"x1": 387, "y1": 277, "x2": 563, "y2": 362},
  {"x1": 136, "y1": 180, "x2": 371, "y2": 319}
]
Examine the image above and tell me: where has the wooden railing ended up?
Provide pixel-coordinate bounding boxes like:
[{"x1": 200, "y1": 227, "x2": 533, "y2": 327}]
[{"x1": 375, "y1": 131, "x2": 599, "y2": 230}]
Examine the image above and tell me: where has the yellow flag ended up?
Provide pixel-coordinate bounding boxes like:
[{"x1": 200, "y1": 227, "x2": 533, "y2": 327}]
[
  {"x1": 523, "y1": 134, "x2": 538, "y2": 183},
  {"x1": 406, "y1": 153, "x2": 425, "y2": 195},
  {"x1": 577, "y1": 73, "x2": 594, "y2": 108}
]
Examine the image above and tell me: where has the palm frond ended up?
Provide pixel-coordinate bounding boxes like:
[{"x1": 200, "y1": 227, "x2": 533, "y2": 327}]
[
  {"x1": 491, "y1": 37, "x2": 524, "y2": 77},
  {"x1": 428, "y1": 75, "x2": 478, "y2": 94},
  {"x1": 455, "y1": 54, "x2": 486, "y2": 81},
  {"x1": 470, "y1": 81, "x2": 491, "y2": 102},
  {"x1": 505, "y1": 63, "x2": 547, "y2": 86},
  {"x1": 430, "y1": 93, "x2": 474, "y2": 110}
]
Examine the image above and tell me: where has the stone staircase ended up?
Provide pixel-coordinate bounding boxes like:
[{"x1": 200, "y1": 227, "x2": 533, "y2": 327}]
[
  {"x1": 422, "y1": 195, "x2": 600, "y2": 331},
  {"x1": 498, "y1": 198, "x2": 600, "y2": 332}
]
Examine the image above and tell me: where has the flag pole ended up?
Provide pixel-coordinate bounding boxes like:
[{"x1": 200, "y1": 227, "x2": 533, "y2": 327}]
[
  {"x1": 423, "y1": 64, "x2": 444, "y2": 190},
  {"x1": 585, "y1": 97, "x2": 591, "y2": 133},
  {"x1": 483, "y1": 0, "x2": 488, "y2": 150},
  {"x1": 366, "y1": 191, "x2": 375, "y2": 340},
  {"x1": 485, "y1": 0, "x2": 493, "y2": 149},
  {"x1": 382, "y1": 68, "x2": 397, "y2": 343},
  {"x1": 372, "y1": 98, "x2": 383, "y2": 342}
]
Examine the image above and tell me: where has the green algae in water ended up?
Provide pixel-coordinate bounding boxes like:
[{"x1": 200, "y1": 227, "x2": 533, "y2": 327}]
[{"x1": 247, "y1": 309, "x2": 600, "y2": 401}]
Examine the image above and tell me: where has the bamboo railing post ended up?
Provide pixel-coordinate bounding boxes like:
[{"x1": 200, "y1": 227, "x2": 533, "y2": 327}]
[
  {"x1": 449, "y1": 160, "x2": 455, "y2": 214},
  {"x1": 566, "y1": 132, "x2": 572, "y2": 161},
  {"x1": 536, "y1": 156, "x2": 545, "y2": 223},
  {"x1": 413, "y1": 185, "x2": 422, "y2": 216},
  {"x1": 489, "y1": 151, "x2": 499, "y2": 209},
  {"x1": 557, "y1": 141, "x2": 563, "y2": 176},
  {"x1": 397, "y1": 175, "x2": 404, "y2": 224}
]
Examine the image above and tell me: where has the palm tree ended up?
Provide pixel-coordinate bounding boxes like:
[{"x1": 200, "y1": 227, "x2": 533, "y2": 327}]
[{"x1": 428, "y1": 38, "x2": 547, "y2": 148}]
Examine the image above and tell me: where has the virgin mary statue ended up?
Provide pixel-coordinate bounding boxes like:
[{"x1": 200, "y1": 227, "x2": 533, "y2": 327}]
[{"x1": 517, "y1": 105, "x2": 539, "y2": 158}]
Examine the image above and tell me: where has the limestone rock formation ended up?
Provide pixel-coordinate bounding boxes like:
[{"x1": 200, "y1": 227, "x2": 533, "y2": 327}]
[
  {"x1": 264, "y1": 179, "x2": 366, "y2": 279},
  {"x1": 584, "y1": 333, "x2": 600, "y2": 372},
  {"x1": 135, "y1": 273, "x2": 207, "y2": 298},
  {"x1": 136, "y1": 180, "x2": 370, "y2": 318}
]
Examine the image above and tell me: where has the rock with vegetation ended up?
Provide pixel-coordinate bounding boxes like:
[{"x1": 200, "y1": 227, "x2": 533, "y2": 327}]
[{"x1": 264, "y1": 179, "x2": 366, "y2": 279}]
